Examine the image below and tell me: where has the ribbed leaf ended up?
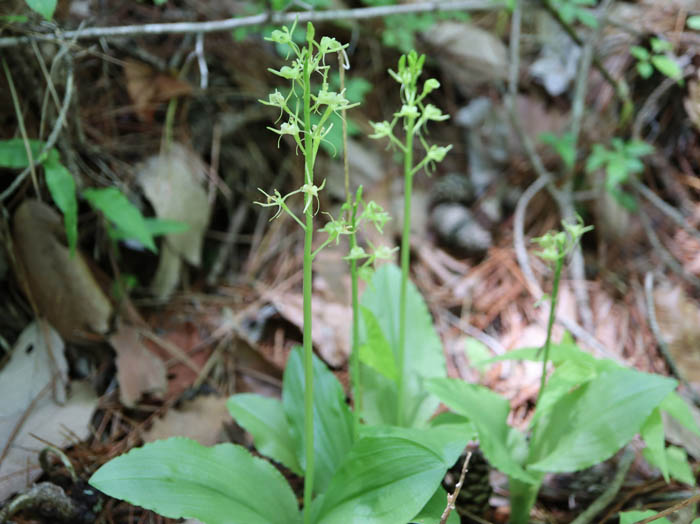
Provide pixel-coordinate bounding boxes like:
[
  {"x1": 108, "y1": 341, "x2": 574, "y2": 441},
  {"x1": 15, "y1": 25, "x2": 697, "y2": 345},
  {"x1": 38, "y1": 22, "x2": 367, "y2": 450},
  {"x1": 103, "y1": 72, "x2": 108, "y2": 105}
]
[
  {"x1": 311, "y1": 436, "x2": 448, "y2": 524},
  {"x1": 283, "y1": 345, "x2": 354, "y2": 495},
  {"x1": 426, "y1": 378, "x2": 535, "y2": 483},
  {"x1": 530, "y1": 368, "x2": 676, "y2": 472},
  {"x1": 89, "y1": 438, "x2": 300, "y2": 524},
  {"x1": 227, "y1": 393, "x2": 301, "y2": 474},
  {"x1": 360, "y1": 264, "x2": 446, "y2": 427}
]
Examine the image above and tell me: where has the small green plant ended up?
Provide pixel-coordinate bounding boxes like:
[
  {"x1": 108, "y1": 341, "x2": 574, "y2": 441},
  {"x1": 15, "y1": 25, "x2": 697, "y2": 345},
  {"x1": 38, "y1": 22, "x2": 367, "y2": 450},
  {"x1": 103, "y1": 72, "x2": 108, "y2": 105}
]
[
  {"x1": 585, "y1": 137, "x2": 654, "y2": 210},
  {"x1": 89, "y1": 24, "x2": 469, "y2": 524},
  {"x1": 0, "y1": 139, "x2": 180, "y2": 255},
  {"x1": 547, "y1": 0, "x2": 598, "y2": 28},
  {"x1": 539, "y1": 131, "x2": 576, "y2": 170},
  {"x1": 426, "y1": 218, "x2": 700, "y2": 523},
  {"x1": 367, "y1": 50, "x2": 451, "y2": 428},
  {"x1": 630, "y1": 37, "x2": 683, "y2": 84}
]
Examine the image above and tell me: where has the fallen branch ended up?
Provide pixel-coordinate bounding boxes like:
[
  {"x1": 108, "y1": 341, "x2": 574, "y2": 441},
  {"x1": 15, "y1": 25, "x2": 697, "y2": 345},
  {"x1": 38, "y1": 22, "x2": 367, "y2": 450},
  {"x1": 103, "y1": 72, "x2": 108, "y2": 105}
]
[{"x1": 0, "y1": 0, "x2": 503, "y2": 47}]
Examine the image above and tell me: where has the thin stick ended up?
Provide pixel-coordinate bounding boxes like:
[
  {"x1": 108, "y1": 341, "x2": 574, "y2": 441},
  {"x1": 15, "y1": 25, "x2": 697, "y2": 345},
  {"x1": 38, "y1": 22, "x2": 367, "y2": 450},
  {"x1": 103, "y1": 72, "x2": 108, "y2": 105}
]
[
  {"x1": 635, "y1": 492, "x2": 700, "y2": 524},
  {"x1": 0, "y1": 0, "x2": 503, "y2": 48},
  {"x1": 639, "y1": 209, "x2": 700, "y2": 289},
  {"x1": 2, "y1": 57, "x2": 41, "y2": 199},
  {"x1": 0, "y1": 59, "x2": 74, "y2": 203},
  {"x1": 440, "y1": 451, "x2": 473, "y2": 524},
  {"x1": 569, "y1": 447, "x2": 635, "y2": 524},
  {"x1": 633, "y1": 180, "x2": 700, "y2": 244}
]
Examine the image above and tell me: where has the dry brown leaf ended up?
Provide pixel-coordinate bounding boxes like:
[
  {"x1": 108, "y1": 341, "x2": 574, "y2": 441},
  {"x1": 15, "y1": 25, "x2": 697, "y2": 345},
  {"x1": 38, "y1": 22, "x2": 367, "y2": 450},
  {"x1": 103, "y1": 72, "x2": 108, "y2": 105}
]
[
  {"x1": 109, "y1": 324, "x2": 167, "y2": 407},
  {"x1": 143, "y1": 396, "x2": 230, "y2": 446},
  {"x1": 0, "y1": 320, "x2": 67, "y2": 419},
  {"x1": 654, "y1": 283, "x2": 700, "y2": 383},
  {"x1": 13, "y1": 200, "x2": 112, "y2": 342},
  {"x1": 684, "y1": 71, "x2": 700, "y2": 132},
  {"x1": 0, "y1": 381, "x2": 97, "y2": 502},
  {"x1": 124, "y1": 59, "x2": 192, "y2": 122},
  {"x1": 137, "y1": 143, "x2": 211, "y2": 298},
  {"x1": 269, "y1": 293, "x2": 351, "y2": 367}
]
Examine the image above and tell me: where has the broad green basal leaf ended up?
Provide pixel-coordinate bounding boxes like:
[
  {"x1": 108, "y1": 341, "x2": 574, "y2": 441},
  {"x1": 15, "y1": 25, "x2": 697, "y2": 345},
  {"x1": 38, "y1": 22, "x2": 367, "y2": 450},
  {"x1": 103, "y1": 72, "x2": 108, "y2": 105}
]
[
  {"x1": 666, "y1": 445, "x2": 696, "y2": 485},
  {"x1": 360, "y1": 424, "x2": 473, "y2": 468},
  {"x1": 89, "y1": 437, "x2": 301, "y2": 524},
  {"x1": 641, "y1": 407, "x2": 669, "y2": 482},
  {"x1": 227, "y1": 393, "x2": 301, "y2": 475},
  {"x1": 310, "y1": 436, "x2": 449, "y2": 524},
  {"x1": 360, "y1": 264, "x2": 446, "y2": 427},
  {"x1": 529, "y1": 368, "x2": 676, "y2": 472},
  {"x1": 359, "y1": 306, "x2": 397, "y2": 382},
  {"x1": 531, "y1": 358, "x2": 597, "y2": 424},
  {"x1": 426, "y1": 378, "x2": 536, "y2": 483},
  {"x1": 283, "y1": 345, "x2": 354, "y2": 495},
  {"x1": 661, "y1": 391, "x2": 700, "y2": 437}
]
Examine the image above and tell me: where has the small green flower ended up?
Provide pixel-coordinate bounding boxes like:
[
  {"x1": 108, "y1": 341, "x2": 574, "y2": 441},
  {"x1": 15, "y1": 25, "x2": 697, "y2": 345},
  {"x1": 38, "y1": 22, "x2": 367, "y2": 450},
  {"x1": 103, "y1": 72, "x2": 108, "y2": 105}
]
[
  {"x1": 271, "y1": 63, "x2": 302, "y2": 81},
  {"x1": 344, "y1": 245, "x2": 368, "y2": 261},
  {"x1": 421, "y1": 78, "x2": 440, "y2": 96},
  {"x1": 318, "y1": 36, "x2": 345, "y2": 55},
  {"x1": 426, "y1": 144, "x2": 452, "y2": 163},
  {"x1": 369, "y1": 121, "x2": 393, "y2": 139},
  {"x1": 422, "y1": 104, "x2": 448, "y2": 122},
  {"x1": 361, "y1": 200, "x2": 390, "y2": 233},
  {"x1": 396, "y1": 104, "x2": 419, "y2": 119},
  {"x1": 261, "y1": 90, "x2": 286, "y2": 108}
]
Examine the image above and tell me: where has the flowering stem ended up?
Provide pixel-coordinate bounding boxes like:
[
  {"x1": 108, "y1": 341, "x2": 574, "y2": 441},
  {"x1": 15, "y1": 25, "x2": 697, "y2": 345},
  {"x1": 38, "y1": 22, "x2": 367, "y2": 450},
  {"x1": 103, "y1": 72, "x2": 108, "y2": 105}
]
[
  {"x1": 397, "y1": 115, "x2": 416, "y2": 427},
  {"x1": 301, "y1": 25, "x2": 315, "y2": 524},
  {"x1": 349, "y1": 199, "x2": 362, "y2": 438},
  {"x1": 537, "y1": 255, "x2": 563, "y2": 405}
]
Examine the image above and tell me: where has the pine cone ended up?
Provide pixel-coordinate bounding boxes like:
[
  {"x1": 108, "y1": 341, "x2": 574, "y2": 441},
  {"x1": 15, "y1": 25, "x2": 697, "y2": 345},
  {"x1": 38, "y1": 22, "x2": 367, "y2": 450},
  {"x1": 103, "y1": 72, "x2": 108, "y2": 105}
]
[{"x1": 443, "y1": 448, "x2": 493, "y2": 522}]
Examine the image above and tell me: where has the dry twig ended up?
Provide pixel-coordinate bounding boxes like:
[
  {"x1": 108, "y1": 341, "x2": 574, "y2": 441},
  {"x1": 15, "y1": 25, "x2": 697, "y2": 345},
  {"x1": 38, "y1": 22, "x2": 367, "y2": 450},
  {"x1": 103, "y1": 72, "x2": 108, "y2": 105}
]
[
  {"x1": 0, "y1": 0, "x2": 503, "y2": 47},
  {"x1": 440, "y1": 450, "x2": 473, "y2": 524}
]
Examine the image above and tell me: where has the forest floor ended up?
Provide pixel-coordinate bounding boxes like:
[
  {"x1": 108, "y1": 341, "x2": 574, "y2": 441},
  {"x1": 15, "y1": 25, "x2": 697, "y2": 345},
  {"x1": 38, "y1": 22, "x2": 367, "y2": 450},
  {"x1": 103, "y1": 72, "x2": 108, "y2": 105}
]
[{"x1": 2, "y1": 0, "x2": 700, "y2": 522}]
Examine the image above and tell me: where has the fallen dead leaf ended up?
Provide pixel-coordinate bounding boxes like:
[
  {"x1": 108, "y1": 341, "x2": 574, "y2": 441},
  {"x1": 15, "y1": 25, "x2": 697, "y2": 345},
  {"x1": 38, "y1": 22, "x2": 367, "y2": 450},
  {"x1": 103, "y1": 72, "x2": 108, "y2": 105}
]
[
  {"x1": 13, "y1": 200, "x2": 113, "y2": 342},
  {"x1": 0, "y1": 381, "x2": 97, "y2": 502},
  {"x1": 654, "y1": 283, "x2": 700, "y2": 384},
  {"x1": 137, "y1": 143, "x2": 211, "y2": 299},
  {"x1": 268, "y1": 293, "x2": 351, "y2": 368},
  {"x1": 109, "y1": 323, "x2": 167, "y2": 407},
  {"x1": 143, "y1": 395, "x2": 230, "y2": 446},
  {"x1": 0, "y1": 320, "x2": 68, "y2": 417},
  {"x1": 124, "y1": 59, "x2": 192, "y2": 122}
]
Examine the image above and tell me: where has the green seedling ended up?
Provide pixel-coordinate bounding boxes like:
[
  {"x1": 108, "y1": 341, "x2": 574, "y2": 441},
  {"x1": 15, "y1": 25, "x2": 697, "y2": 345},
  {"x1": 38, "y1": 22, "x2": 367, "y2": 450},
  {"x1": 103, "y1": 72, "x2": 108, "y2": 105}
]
[
  {"x1": 0, "y1": 138, "x2": 181, "y2": 255},
  {"x1": 585, "y1": 137, "x2": 654, "y2": 210},
  {"x1": 539, "y1": 131, "x2": 576, "y2": 170},
  {"x1": 630, "y1": 37, "x2": 684, "y2": 84},
  {"x1": 548, "y1": 0, "x2": 598, "y2": 28}
]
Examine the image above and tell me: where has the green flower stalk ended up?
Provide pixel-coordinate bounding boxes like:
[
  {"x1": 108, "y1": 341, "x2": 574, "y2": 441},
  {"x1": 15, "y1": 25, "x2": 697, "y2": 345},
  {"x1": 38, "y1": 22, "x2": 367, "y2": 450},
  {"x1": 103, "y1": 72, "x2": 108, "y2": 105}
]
[
  {"x1": 531, "y1": 216, "x2": 593, "y2": 402},
  {"x1": 369, "y1": 51, "x2": 451, "y2": 426},
  {"x1": 257, "y1": 22, "x2": 356, "y2": 523}
]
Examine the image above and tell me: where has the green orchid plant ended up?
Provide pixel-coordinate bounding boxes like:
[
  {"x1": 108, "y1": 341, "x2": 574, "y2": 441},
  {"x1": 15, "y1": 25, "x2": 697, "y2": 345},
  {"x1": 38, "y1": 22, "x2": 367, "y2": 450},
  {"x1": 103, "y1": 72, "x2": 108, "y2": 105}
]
[{"x1": 88, "y1": 23, "x2": 470, "y2": 524}]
